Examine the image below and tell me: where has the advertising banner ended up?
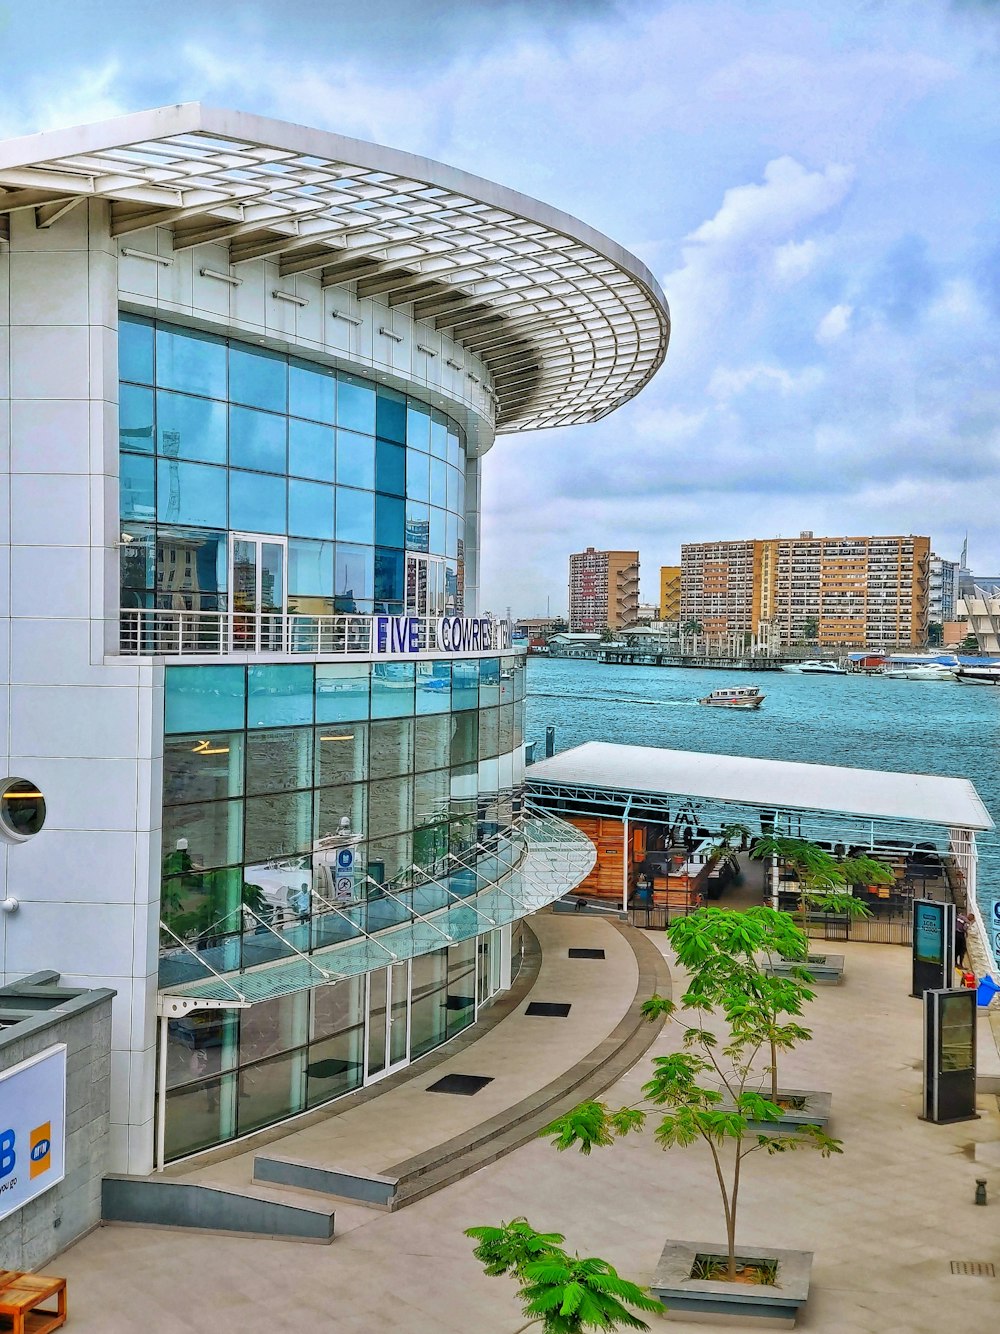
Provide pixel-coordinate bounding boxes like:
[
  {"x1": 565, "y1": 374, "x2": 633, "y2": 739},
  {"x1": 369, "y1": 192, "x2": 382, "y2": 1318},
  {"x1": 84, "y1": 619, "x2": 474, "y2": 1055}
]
[
  {"x1": 914, "y1": 901, "x2": 944, "y2": 964},
  {"x1": 0, "y1": 1045, "x2": 67, "y2": 1223}
]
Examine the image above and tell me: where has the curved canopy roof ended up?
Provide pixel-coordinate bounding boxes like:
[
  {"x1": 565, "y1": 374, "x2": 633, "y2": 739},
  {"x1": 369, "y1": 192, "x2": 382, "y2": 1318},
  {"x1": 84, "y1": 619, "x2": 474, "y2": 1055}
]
[{"x1": 0, "y1": 104, "x2": 670, "y2": 433}]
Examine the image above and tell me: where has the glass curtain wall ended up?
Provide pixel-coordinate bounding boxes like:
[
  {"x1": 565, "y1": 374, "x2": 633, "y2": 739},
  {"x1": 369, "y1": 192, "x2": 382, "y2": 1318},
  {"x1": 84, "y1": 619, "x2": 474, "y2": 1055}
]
[{"x1": 119, "y1": 314, "x2": 467, "y2": 618}]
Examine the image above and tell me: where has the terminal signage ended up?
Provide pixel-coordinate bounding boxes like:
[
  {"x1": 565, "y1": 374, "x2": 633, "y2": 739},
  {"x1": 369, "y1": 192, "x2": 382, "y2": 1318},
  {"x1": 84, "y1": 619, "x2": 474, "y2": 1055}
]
[
  {"x1": 912, "y1": 899, "x2": 955, "y2": 999},
  {"x1": 370, "y1": 615, "x2": 512, "y2": 656},
  {"x1": 0, "y1": 1045, "x2": 67, "y2": 1223}
]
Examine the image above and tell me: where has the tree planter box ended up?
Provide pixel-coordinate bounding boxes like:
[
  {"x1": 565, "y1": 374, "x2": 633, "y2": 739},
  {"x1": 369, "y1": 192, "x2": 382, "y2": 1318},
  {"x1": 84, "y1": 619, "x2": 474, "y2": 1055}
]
[
  {"x1": 767, "y1": 953, "x2": 844, "y2": 985},
  {"x1": 651, "y1": 1240, "x2": 812, "y2": 1327},
  {"x1": 719, "y1": 1088, "x2": 832, "y2": 1133}
]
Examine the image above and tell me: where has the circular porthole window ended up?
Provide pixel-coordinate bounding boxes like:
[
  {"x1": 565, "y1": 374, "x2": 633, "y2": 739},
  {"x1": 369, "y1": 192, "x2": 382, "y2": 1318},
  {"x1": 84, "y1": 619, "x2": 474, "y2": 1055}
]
[{"x1": 0, "y1": 779, "x2": 46, "y2": 841}]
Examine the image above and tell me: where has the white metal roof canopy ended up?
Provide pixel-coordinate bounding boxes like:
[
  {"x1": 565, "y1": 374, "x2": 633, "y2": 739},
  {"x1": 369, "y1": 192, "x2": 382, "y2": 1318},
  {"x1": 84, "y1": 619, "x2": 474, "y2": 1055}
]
[{"x1": 526, "y1": 741, "x2": 993, "y2": 834}]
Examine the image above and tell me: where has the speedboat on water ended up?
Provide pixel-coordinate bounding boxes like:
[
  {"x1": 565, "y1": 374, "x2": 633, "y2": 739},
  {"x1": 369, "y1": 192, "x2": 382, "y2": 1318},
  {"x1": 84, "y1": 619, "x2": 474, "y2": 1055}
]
[
  {"x1": 781, "y1": 660, "x2": 846, "y2": 675},
  {"x1": 882, "y1": 663, "x2": 957, "y2": 681},
  {"x1": 698, "y1": 685, "x2": 765, "y2": 709}
]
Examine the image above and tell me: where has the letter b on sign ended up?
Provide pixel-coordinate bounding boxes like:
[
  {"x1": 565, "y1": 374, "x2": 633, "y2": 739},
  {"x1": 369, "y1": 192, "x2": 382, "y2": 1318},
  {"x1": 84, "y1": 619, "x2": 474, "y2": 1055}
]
[{"x1": 0, "y1": 1129, "x2": 14, "y2": 1180}]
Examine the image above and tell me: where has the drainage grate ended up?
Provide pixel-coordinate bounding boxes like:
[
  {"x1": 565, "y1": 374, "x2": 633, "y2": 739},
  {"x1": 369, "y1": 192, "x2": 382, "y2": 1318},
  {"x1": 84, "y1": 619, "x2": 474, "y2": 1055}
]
[
  {"x1": 526, "y1": 1001, "x2": 572, "y2": 1017},
  {"x1": 568, "y1": 948, "x2": 606, "y2": 960},
  {"x1": 426, "y1": 1074, "x2": 494, "y2": 1096},
  {"x1": 950, "y1": 1261, "x2": 996, "y2": 1277}
]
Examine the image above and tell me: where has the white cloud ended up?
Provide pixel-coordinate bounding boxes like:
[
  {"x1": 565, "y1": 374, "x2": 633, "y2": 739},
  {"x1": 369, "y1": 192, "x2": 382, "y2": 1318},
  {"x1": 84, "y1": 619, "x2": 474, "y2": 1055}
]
[
  {"x1": 687, "y1": 157, "x2": 853, "y2": 254},
  {"x1": 815, "y1": 303, "x2": 853, "y2": 344},
  {"x1": 708, "y1": 363, "x2": 823, "y2": 399},
  {"x1": 772, "y1": 238, "x2": 820, "y2": 284}
]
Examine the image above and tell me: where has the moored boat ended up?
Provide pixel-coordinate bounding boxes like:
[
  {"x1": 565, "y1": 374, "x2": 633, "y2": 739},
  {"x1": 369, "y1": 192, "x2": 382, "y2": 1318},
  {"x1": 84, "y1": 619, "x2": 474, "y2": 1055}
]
[
  {"x1": 698, "y1": 685, "x2": 765, "y2": 709},
  {"x1": 882, "y1": 663, "x2": 956, "y2": 681},
  {"x1": 954, "y1": 666, "x2": 1000, "y2": 686},
  {"x1": 782, "y1": 660, "x2": 847, "y2": 675}
]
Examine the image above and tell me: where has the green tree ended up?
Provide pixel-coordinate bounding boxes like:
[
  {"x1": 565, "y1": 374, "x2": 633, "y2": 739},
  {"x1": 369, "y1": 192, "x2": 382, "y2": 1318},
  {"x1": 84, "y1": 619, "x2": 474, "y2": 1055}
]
[
  {"x1": 705, "y1": 822, "x2": 752, "y2": 881},
  {"x1": 927, "y1": 622, "x2": 943, "y2": 648},
  {"x1": 544, "y1": 909, "x2": 842, "y2": 1284},
  {"x1": 750, "y1": 835, "x2": 890, "y2": 935},
  {"x1": 465, "y1": 1219, "x2": 663, "y2": 1332},
  {"x1": 800, "y1": 616, "x2": 819, "y2": 642}
]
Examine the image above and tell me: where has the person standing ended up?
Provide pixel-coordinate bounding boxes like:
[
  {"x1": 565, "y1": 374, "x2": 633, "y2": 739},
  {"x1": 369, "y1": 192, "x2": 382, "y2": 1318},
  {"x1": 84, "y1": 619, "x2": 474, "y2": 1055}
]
[{"x1": 955, "y1": 911, "x2": 969, "y2": 970}]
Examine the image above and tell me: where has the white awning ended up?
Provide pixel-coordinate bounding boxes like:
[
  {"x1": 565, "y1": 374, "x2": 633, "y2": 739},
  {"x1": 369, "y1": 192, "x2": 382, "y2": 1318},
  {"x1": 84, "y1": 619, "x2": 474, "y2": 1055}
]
[{"x1": 527, "y1": 741, "x2": 993, "y2": 832}]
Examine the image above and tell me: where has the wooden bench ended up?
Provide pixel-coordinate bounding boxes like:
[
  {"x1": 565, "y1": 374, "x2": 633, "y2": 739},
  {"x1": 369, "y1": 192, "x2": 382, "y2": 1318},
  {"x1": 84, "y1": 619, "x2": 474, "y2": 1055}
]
[{"x1": 0, "y1": 1271, "x2": 66, "y2": 1334}]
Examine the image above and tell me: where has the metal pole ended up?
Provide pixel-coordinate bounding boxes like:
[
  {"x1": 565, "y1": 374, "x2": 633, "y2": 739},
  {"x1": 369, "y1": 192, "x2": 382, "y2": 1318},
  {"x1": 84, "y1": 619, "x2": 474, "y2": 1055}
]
[
  {"x1": 155, "y1": 1013, "x2": 169, "y2": 1173},
  {"x1": 622, "y1": 814, "x2": 629, "y2": 914}
]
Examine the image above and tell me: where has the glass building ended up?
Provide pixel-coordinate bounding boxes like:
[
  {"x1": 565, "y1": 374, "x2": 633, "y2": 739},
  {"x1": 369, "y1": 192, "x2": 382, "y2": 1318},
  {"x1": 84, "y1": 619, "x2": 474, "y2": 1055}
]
[{"x1": 0, "y1": 105, "x2": 669, "y2": 1172}]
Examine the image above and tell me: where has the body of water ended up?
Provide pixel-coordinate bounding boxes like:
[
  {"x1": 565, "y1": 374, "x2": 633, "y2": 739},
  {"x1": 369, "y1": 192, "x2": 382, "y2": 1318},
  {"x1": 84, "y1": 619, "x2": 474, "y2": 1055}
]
[{"x1": 525, "y1": 657, "x2": 999, "y2": 909}]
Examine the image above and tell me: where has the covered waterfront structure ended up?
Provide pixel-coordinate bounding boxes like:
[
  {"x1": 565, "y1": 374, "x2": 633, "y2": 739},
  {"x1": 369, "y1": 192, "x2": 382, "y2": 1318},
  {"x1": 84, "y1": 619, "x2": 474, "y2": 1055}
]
[{"x1": 0, "y1": 105, "x2": 668, "y2": 1174}]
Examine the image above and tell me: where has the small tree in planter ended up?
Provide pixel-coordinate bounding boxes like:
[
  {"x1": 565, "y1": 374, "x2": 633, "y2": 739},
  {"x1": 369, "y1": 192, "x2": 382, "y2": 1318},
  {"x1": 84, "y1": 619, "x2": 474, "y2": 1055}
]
[
  {"x1": 543, "y1": 907, "x2": 843, "y2": 1300},
  {"x1": 750, "y1": 835, "x2": 890, "y2": 936},
  {"x1": 465, "y1": 1218, "x2": 663, "y2": 1332}
]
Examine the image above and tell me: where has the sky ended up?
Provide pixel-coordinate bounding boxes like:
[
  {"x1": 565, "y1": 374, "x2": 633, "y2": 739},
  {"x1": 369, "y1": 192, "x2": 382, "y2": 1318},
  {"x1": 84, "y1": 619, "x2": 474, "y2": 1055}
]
[{"x1": 3, "y1": 0, "x2": 999, "y2": 615}]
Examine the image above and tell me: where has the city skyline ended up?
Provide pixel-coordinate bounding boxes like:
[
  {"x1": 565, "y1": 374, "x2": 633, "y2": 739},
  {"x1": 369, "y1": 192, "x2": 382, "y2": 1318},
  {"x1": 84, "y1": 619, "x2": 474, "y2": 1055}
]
[{"x1": 3, "y1": 0, "x2": 998, "y2": 613}]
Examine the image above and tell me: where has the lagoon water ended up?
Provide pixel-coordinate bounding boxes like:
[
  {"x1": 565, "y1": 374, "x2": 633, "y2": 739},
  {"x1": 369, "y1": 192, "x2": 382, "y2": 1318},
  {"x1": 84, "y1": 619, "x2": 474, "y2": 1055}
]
[{"x1": 525, "y1": 656, "x2": 999, "y2": 908}]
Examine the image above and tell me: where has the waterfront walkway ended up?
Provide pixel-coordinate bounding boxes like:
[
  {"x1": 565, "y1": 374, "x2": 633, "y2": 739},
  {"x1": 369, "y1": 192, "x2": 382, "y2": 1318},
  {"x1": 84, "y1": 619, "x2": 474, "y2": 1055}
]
[{"x1": 54, "y1": 922, "x2": 1000, "y2": 1332}]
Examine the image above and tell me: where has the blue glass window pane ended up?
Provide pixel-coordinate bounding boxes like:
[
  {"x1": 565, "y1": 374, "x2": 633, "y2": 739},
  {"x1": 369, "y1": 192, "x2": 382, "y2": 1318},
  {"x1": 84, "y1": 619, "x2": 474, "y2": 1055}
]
[
  {"x1": 480, "y1": 657, "x2": 501, "y2": 707},
  {"x1": 452, "y1": 660, "x2": 479, "y2": 710},
  {"x1": 156, "y1": 459, "x2": 227, "y2": 528},
  {"x1": 406, "y1": 448, "x2": 430, "y2": 503},
  {"x1": 156, "y1": 527, "x2": 228, "y2": 605},
  {"x1": 121, "y1": 453, "x2": 155, "y2": 520},
  {"x1": 429, "y1": 507, "x2": 446, "y2": 556},
  {"x1": 336, "y1": 431, "x2": 375, "y2": 490},
  {"x1": 445, "y1": 512, "x2": 459, "y2": 560},
  {"x1": 165, "y1": 664, "x2": 245, "y2": 734},
  {"x1": 288, "y1": 479, "x2": 334, "y2": 540},
  {"x1": 157, "y1": 390, "x2": 226, "y2": 464},
  {"x1": 156, "y1": 325, "x2": 226, "y2": 399},
  {"x1": 248, "y1": 664, "x2": 314, "y2": 728},
  {"x1": 119, "y1": 315, "x2": 154, "y2": 385},
  {"x1": 230, "y1": 343, "x2": 286, "y2": 412},
  {"x1": 289, "y1": 418, "x2": 335, "y2": 482},
  {"x1": 120, "y1": 384, "x2": 154, "y2": 454},
  {"x1": 446, "y1": 465, "x2": 461, "y2": 513},
  {"x1": 375, "y1": 494, "x2": 405, "y2": 549},
  {"x1": 416, "y1": 661, "x2": 451, "y2": 715},
  {"x1": 375, "y1": 440, "x2": 405, "y2": 497},
  {"x1": 446, "y1": 427, "x2": 461, "y2": 469},
  {"x1": 376, "y1": 387, "x2": 406, "y2": 443},
  {"x1": 288, "y1": 539, "x2": 334, "y2": 598},
  {"x1": 430, "y1": 410, "x2": 448, "y2": 458},
  {"x1": 406, "y1": 402, "x2": 431, "y2": 450},
  {"x1": 289, "y1": 359, "x2": 335, "y2": 424},
  {"x1": 335, "y1": 544, "x2": 374, "y2": 613},
  {"x1": 430, "y1": 459, "x2": 447, "y2": 508},
  {"x1": 457, "y1": 470, "x2": 465, "y2": 516},
  {"x1": 229, "y1": 470, "x2": 286, "y2": 534},
  {"x1": 405, "y1": 501, "x2": 430, "y2": 552},
  {"x1": 335, "y1": 487, "x2": 374, "y2": 545},
  {"x1": 371, "y1": 662, "x2": 414, "y2": 719},
  {"x1": 374, "y1": 548, "x2": 403, "y2": 611},
  {"x1": 316, "y1": 664, "x2": 370, "y2": 723},
  {"x1": 230, "y1": 406, "x2": 286, "y2": 474},
  {"x1": 337, "y1": 373, "x2": 376, "y2": 434}
]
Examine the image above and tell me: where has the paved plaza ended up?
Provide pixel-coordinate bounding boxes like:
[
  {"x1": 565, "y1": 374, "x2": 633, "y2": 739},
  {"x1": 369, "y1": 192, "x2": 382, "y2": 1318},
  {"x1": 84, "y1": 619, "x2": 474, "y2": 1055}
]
[{"x1": 54, "y1": 918, "x2": 1000, "y2": 1332}]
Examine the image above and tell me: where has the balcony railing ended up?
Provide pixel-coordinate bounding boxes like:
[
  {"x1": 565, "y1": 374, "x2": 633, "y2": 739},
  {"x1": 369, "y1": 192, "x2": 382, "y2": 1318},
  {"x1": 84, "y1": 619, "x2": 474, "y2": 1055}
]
[{"x1": 119, "y1": 607, "x2": 512, "y2": 658}]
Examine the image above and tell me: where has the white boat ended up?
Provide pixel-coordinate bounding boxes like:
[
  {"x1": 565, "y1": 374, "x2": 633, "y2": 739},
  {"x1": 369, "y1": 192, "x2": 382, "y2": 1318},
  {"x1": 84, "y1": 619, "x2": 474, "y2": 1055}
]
[
  {"x1": 954, "y1": 666, "x2": 1000, "y2": 686},
  {"x1": 882, "y1": 663, "x2": 956, "y2": 681},
  {"x1": 698, "y1": 685, "x2": 765, "y2": 709},
  {"x1": 781, "y1": 660, "x2": 846, "y2": 675}
]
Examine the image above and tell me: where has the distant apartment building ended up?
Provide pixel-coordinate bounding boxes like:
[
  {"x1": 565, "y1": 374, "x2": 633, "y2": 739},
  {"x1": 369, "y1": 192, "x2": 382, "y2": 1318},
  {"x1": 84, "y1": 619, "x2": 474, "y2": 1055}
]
[
  {"x1": 928, "y1": 555, "x2": 960, "y2": 625},
  {"x1": 680, "y1": 532, "x2": 930, "y2": 648},
  {"x1": 515, "y1": 615, "x2": 566, "y2": 639},
  {"x1": 568, "y1": 548, "x2": 640, "y2": 632},
  {"x1": 659, "y1": 565, "x2": 681, "y2": 621}
]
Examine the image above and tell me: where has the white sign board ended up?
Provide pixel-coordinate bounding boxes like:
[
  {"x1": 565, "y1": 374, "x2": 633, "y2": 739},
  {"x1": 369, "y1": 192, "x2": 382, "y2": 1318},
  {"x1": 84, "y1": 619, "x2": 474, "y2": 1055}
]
[
  {"x1": 0, "y1": 1044, "x2": 67, "y2": 1222},
  {"x1": 990, "y1": 897, "x2": 1000, "y2": 966}
]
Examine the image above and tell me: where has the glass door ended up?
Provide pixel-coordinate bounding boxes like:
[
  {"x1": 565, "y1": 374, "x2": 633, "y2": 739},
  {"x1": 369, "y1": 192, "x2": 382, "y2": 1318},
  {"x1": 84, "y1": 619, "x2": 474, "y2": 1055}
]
[
  {"x1": 405, "y1": 554, "x2": 447, "y2": 617},
  {"x1": 365, "y1": 960, "x2": 410, "y2": 1083},
  {"x1": 229, "y1": 533, "x2": 287, "y2": 651}
]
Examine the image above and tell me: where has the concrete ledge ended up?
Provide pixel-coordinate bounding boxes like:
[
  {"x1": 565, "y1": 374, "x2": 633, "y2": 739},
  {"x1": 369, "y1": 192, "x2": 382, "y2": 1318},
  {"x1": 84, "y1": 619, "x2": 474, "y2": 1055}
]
[
  {"x1": 102, "y1": 1175, "x2": 334, "y2": 1243},
  {"x1": 253, "y1": 1155, "x2": 398, "y2": 1208},
  {"x1": 553, "y1": 898, "x2": 627, "y2": 920},
  {"x1": 768, "y1": 954, "x2": 844, "y2": 985},
  {"x1": 651, "y1": 1239, "x2": 812, "y2": 1327}
]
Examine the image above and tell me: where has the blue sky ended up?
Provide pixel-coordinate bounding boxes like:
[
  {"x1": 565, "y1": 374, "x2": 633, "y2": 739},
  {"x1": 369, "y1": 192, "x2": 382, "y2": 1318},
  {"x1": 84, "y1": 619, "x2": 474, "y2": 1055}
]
[{"x1": 4, "y1": 0, "x2": 998, "y2": 614}]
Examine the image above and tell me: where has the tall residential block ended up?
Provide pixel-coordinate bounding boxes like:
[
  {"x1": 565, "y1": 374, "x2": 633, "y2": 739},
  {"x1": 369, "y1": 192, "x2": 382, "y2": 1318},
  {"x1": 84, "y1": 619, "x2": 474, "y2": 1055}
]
[
  {"x1": 928, "y1": 554, "x2": 960, "y2": 624},
  {"x1": 568, "y1": 548, "x2": 640, "y2": 632},
  {"x1": 0, "y1": 104, "x2": 668, "y2": 1175},
  {"x1": 681, "y1": 532, "x2": 930, "y2": 648},
  {"x1": 659, "y1": 565, "x2": 681, "y2": 621}
]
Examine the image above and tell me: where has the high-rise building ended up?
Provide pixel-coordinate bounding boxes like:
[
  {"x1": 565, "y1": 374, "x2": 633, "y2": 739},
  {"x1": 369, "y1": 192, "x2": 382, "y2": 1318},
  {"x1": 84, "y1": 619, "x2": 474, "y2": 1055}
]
[
  {"x1": 928, "y1": 554, "x2": 960, "y2": 625},
  {"x1": 0, "y1": 103, "x2": 669, "y2": 1192},
  {"x1": 568, "y1": 548, "x2": 640, "y2": 632},
  {"x1": 680, "y1": 532, "x2": 930, "y2": 648},
  {"x1": 659, "y1": 565, "x2": 681, "y2": 621}
]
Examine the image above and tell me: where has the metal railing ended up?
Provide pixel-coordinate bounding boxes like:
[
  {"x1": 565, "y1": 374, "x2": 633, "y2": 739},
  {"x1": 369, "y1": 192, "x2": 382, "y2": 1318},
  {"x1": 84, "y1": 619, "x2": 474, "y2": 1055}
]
[{"x1": 119, "y1": 607, "x2": 512, "y2": 658}]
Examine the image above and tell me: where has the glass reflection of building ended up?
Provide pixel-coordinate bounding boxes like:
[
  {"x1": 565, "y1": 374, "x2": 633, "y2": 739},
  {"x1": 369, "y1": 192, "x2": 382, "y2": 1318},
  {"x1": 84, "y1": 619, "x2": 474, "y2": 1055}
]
[{"x1": 0, "y1": 104, "x2": 668, "y2": 1176}]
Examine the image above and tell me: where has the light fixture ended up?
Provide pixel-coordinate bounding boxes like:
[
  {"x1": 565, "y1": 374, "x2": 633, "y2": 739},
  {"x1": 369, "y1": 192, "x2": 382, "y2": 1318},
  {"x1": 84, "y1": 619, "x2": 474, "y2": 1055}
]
[
  {"x1": 331, "y1": 309, "x2": 363, "y2": 326},
  {"x1": 120, "y1": 247, "x2": 173, "y2": 266},
  {"x1": 200, "y1": 267, "x2": 242, "y2": 286},
  {"x1": 378, "y1": 326, "x2": 403, "y2": 343},
  {"x1": 445, "y1": 359, "x2": 463, "y2": 371},
  {"x1": 319, "y1": 735, "x2": 354, "y2": 742},
  {"x1": 416, "y1": 344, "x2": 437, "y2": 357},
  {"x1": 273, "y1": 290, "x2": 309, "y2": 307}
]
